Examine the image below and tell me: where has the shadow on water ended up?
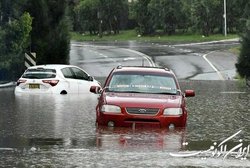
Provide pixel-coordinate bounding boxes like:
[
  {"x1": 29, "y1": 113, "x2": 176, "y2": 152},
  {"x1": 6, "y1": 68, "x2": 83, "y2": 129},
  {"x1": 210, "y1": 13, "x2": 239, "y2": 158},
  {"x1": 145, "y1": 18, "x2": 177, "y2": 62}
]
[{"x1": 0, "y1": 80, "x2": 250, "y2": 167}]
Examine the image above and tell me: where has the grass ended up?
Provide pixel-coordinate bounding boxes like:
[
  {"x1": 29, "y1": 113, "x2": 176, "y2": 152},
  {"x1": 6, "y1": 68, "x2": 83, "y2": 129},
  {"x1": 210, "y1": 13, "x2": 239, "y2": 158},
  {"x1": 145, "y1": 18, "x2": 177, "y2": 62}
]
[
  {"x1": 229, "y1": 46, "x2": 241, "y2": 55},
  {"x1": 70, "y1": 30, "x2": 239, "y2": 43},
  {"x1": 71, "y1": 29, "x2": 250, "y2": 87}
]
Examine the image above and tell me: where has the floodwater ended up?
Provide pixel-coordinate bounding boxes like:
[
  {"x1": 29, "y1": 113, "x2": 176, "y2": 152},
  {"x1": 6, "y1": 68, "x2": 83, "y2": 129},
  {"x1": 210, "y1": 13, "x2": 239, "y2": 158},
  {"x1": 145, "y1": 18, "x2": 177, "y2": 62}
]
[{"x1": 0, "y1": 80, "x2": 250, "y2": 167}]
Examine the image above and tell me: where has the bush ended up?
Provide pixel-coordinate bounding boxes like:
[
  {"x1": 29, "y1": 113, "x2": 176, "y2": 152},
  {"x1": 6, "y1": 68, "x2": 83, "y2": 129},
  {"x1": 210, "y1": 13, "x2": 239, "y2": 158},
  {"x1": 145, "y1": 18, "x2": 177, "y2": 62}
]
[{"x1": 235, "y1": 30, "x2": 250, "y2": 80}]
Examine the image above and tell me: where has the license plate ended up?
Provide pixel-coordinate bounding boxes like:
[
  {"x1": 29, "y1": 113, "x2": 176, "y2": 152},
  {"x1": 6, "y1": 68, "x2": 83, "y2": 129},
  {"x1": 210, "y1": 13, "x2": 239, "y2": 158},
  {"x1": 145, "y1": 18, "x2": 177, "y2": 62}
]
[{"x1": 29, "y1": 84, "x2": 40, "y2": 89}]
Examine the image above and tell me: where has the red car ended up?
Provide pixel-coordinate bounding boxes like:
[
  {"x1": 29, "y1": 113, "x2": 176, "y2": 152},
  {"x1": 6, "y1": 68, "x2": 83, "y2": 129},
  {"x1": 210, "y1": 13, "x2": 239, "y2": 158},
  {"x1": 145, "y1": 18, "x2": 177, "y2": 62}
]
[{"x1": 90, "y1": 66, "x2": 195, "y2": 129}]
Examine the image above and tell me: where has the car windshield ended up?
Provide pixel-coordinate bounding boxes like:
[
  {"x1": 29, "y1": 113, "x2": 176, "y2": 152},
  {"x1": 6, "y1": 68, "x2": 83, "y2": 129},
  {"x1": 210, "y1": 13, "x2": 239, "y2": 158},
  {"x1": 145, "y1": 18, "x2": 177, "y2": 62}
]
[
  {"x1": 108, "y1": 73, "x2": 178, "y2": 94},
  {"x1": 22, "y1": 68, "x2": 56, "y2": 79}
]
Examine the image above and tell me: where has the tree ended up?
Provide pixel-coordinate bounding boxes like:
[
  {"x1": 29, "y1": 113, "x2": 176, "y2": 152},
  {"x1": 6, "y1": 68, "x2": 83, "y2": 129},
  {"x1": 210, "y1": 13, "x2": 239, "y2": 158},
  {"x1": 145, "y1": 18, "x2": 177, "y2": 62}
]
[
  {"x1": 99, "y1": 0, "x2": 128, "y2": 34},
  {"x1": 74, "y1": 0, "x2": 99, "y2": 34},
  {"x1": 66, "y1": 0, "x2": 80, "y2": 32},
  {"x1": 133, "y1": 0, "x2": 154, "y2": 35},
  {"x1": 161, "y1": 0, "x2": 179, "y2": 35},
  {"x1": 192, "y1": 0, "x2": 222, "y2": 36},
  {"x1": 0, "y1": 12, "x2": 32, "y2": 80},
  {"x1": 148, "y1": 0, "x2": 184, "y2": 35},
  {"x1": 226, "y1": 0, "x2": 250, "y2": 33},
  {"x1": 235, "y1": 27, "x2": 250, "y2": 86},
  {"x1": 175, "y1": 0, "x2": 192, "y2": 33},
  {"x1": 25, "y1": 0, "x2": 70, "y2": 64},
  {"x1": 74, "y1": 0, "x2": 128, "y2": 35},
  {"x1": 0, "y1": 0, "x2": 32, "y2": 80}
]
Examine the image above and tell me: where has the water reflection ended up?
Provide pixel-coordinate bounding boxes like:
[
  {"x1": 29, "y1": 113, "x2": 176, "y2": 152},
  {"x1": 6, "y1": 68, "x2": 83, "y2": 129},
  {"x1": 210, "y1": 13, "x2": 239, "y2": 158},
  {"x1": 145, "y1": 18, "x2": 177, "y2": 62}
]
[
  {"x1": 1, "y1": 81, "x2": 250, "y2": 167},
  {"x1": 1, "y1": 91, "x2": 98, "y2": 146},
  {"x1": 13, "y1": 92, "x2": 98, "y2": 138},
  {"x1": 96, "y1": 126, "x2": 187, "y2": 152},
  {"x1": 1, "y1": 127, "x2": 187, "y2": 152}
]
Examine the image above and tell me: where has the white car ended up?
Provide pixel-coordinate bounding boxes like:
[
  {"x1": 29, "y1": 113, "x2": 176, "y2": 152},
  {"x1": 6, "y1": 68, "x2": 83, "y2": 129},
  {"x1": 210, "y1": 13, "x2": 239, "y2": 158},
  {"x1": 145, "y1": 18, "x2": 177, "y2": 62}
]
[{"x1": 14, "y1": 64, "x2": 101, "y2": 94}]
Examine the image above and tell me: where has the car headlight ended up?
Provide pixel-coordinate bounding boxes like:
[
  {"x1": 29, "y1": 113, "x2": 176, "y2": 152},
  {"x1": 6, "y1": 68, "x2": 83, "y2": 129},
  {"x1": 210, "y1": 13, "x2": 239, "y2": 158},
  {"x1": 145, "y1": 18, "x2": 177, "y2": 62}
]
[
  {"x1": 101, "y1": 105, "x2": 121, "y2": 113},
  {"x1": 163, "y1": 108, "x2": 183, "y2": 116}
]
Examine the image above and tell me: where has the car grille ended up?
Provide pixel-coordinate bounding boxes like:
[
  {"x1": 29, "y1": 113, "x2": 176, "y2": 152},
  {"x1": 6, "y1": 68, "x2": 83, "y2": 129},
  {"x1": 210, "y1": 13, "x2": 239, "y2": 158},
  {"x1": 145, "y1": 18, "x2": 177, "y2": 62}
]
[{"x1": 126, "y1": 107, "x2": 159, "y2": 115}]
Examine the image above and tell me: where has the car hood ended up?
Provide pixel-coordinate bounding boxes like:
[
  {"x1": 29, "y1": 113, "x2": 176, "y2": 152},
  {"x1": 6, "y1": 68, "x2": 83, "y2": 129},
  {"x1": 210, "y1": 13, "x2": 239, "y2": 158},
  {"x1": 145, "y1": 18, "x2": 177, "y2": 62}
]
[{"x1": 103, "y1": 92, "x2": 182, "y2": 108}]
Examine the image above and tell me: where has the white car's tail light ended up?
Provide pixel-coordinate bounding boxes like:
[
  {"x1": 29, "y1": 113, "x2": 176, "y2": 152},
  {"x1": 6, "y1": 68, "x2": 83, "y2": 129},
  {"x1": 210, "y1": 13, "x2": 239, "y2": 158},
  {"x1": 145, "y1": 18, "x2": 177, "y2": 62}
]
[
  {"x1": 163, "y1": 108, "x2": 183, "y2": 116},
  {"x1": 17, "y1": 79, "x2": 27, "y2": 86},
  {"x1": 42, "y1": 80, "x2": 59, "y2": 86},
  {"x1": 101, "y1": 105, "x2": 121, "y2": 113}
]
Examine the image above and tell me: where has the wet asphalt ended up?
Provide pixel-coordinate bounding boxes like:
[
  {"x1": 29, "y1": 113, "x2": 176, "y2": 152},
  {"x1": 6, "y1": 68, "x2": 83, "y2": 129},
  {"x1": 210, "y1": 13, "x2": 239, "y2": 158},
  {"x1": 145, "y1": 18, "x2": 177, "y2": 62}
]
[{"x1": 0, "y1": 79, "x2": 249, "y2": 167}]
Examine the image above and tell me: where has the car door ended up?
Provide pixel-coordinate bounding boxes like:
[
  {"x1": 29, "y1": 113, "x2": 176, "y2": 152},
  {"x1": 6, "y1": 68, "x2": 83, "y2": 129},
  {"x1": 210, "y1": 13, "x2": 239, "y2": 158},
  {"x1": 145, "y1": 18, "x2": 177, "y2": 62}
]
[
  {"x1": 70, "y1": 67, "x2": 92, "y2": 93},
  {"x1": 61, "y1": 67, "x2": 79, "y2": 93}
]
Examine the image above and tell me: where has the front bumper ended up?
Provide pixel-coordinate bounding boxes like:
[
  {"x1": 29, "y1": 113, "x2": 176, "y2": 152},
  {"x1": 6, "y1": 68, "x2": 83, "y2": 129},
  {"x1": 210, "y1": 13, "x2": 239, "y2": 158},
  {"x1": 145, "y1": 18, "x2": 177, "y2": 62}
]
[{"x1": 96, "y1": 112, "x2": 187, "y2": 128}]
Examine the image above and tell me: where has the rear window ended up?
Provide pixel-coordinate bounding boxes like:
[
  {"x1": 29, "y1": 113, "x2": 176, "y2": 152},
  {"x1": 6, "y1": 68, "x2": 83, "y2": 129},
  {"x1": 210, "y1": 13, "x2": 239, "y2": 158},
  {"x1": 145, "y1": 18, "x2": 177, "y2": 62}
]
[{"x1": 22, "y1": 68, "x2": 56, "y2": 79}]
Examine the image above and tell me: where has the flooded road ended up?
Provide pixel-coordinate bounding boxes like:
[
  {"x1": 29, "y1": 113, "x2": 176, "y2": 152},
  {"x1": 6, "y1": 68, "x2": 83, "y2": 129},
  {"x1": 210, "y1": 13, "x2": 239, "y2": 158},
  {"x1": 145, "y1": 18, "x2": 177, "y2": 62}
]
[{"x1": 0, "y1": 79, "x2": 249, "y2": 167}]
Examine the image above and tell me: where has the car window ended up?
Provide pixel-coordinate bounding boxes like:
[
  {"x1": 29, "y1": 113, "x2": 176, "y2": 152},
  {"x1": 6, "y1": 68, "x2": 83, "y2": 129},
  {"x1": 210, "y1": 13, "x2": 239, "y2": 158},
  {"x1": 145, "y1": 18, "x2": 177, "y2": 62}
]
[
  {"x1": 61, "y1": 67, "x2": 74, "y2": 78},
  {"x1": 70, "y1": 67, "x2": 89, "y2": 80},
  {"x1": 22, "y1": 68, "x2": 56, "y2": 79},
  {"x1": 108, "y1": 73, "x2": 177, "y2": 94}
]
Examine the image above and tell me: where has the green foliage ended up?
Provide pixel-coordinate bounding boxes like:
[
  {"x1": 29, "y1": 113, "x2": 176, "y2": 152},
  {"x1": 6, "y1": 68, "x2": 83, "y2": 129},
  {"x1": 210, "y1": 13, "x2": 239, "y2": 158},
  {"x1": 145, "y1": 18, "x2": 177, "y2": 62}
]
[
  {"x1": 191, "y1": 0, "x2": 222, "y2": 36},
  {"x1": 74, "y1": 0, "x2": 99, "y2": 34},
  {"x1": 235, "y1": 29, "x2": 250, "y2": 78},
  {"x1": 73, "y1": 0, "x2": 128, "y2": 35},
  {"x1": 235, "y1": 2, "x2": 250, "y2": 81},
  {"x1": 148, "y1": 0, "x2": 184, "y2": 35},
  {"x1": 0, "y1": 12, "x2": 32, "y2": 80},
  {"x1": 133, "y1": 0, "x2": 154, "y2": 35},
  {"x1": 71, "y1": 30, "x2": 238, "y2": 42},
  {"x1": 69, "y1": 0, "x2": 250, "y2": 36},
  {"x1": 26, "y1": 0, "x2": 70, "y2": 64},
  {"x1": 5, "y1": 12, "x2": 32, "y2": 53},
  {"x1": 99, "y1": 0, "x2": 128, "y2": 34},
  {"x1": 227, "y1": 0, "x2": 250, "y2": 33},
  {"x1": 1, "y1": 0, "x2": 250, "y2": 81}
]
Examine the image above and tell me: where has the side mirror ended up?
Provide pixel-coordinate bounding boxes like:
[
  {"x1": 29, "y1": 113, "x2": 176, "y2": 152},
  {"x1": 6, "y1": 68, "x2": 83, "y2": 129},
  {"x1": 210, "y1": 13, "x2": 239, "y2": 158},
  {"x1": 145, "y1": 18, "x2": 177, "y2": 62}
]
[
  {"x1": 185, "y1": 90, "x2": 195, "y2": 97},
  {"x1": 90, "y1": 85, "x2": 102, "y2": 94},
  {"x1": 88, "y1": 76, "x2": 94, "y2": 81}
]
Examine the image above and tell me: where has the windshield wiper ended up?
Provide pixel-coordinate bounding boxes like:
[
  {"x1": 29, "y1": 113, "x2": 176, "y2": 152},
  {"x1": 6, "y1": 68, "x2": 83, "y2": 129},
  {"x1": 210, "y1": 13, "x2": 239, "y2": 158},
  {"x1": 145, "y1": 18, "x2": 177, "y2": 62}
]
[
  {"x1": 155, "y1": 89, "x2": 181, "y2": 95},
  {"x1": 112, "y1": 90, "x2": 144, "y2": 93},
  {"x1": 23, "y1": 76, "x2": 39, "y2": 79}
]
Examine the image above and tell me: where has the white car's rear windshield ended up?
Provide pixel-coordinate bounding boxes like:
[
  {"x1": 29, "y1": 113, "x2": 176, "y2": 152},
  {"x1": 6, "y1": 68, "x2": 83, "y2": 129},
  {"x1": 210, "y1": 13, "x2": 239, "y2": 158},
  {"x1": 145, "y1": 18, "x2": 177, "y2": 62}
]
[
  {"x1": 22, "y1": 68, "x2": 56, "y2": 79},
  {"x1": 108, "y1": 73, "x2": 178, "y2": 94}
]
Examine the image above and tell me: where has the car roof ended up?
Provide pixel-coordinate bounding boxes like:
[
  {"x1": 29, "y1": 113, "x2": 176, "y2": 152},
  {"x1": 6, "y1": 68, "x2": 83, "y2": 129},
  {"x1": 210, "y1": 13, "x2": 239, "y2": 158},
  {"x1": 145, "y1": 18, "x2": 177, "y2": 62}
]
[
  {"x1": 27, "y1": 64, "x2": 77, "y2": 70},
  {"x1": 112, "y1": 66, "x2": 174, "y2": 75}
]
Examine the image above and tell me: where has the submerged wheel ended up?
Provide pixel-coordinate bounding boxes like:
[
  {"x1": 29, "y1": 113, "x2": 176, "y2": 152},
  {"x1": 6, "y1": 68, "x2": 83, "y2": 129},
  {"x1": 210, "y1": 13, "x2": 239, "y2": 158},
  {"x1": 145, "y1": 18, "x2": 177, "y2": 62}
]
[
  {"x1": 95, "y1": 121, "x2": 99, "y2": 128},
  {"x1": 60, "y1": 90, "x2": 67, "y2": 95}
]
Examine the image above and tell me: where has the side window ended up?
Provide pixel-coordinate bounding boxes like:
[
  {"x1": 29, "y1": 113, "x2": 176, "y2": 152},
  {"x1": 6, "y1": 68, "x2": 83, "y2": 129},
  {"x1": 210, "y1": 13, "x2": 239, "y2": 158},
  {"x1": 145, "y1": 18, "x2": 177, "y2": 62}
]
[
  {"x1": 61, "y1": 68, "x2": 74, "y2": 79},
  {"x1": 70, "y1": 67, "x2": 89, "y2": 80}
]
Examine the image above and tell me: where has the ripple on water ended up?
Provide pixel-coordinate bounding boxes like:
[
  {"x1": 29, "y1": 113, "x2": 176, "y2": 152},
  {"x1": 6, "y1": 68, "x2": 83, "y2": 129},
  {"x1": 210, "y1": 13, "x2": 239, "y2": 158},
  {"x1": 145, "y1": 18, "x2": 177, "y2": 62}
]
[{"x1": 0, "y1": 80, "x2": 249, "y2": 167}]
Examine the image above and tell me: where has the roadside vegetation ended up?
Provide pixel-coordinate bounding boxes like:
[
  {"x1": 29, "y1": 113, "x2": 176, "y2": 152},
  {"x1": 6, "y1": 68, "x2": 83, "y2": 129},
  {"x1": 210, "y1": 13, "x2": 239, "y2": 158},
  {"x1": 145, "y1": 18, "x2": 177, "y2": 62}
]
[
  {"x1": 0, "y1": 0, "x2": 250, "y2": 83},
  {"x1": 71, "y1": 30, "x2": 238, "y2": 43},
  {"x1": 235, "y1": 29, "x2": 250, "y2": 86}
]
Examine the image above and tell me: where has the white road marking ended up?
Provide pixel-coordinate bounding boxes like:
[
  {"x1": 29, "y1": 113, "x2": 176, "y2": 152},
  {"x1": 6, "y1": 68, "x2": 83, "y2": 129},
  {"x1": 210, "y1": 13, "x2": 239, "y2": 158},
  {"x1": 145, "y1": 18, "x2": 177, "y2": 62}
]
[
  {"x1": 202, "y1": 52, "x2": 225, "y2": 80},
  {"x1": 220, "y1": 91, "x2": 246, "y2": 94},
  {"x1": 71, "y1": 43, "x2": 155, "y2": 66},
  {"x1": 173, "y1": 38, "x2": 239, "y2": 47},
  {"x1": 122, "y1": 48, "x2": 156, "y2": 67}
]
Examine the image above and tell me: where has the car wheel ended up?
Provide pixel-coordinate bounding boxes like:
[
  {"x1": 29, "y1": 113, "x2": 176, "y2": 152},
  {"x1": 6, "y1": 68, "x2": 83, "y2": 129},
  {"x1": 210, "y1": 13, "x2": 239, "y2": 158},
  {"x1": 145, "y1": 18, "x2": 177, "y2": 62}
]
[{"x1": 60, "y1": 90, "x2": 67, "y2": 95}]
